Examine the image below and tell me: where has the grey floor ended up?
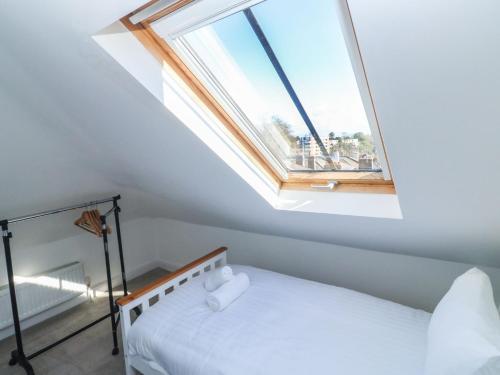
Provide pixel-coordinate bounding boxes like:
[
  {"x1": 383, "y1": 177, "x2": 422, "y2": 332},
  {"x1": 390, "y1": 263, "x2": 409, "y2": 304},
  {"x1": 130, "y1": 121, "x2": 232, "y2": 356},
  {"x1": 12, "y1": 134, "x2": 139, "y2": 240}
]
[{"x1": 0, "y1": 268, "x2": 169, "y2": 375}]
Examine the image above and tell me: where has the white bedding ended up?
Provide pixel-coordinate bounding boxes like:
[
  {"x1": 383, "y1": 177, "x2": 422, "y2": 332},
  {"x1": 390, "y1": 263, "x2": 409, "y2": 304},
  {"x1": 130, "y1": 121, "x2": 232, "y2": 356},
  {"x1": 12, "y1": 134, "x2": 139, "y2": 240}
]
[{"x1": 128, "y1": 265, "x2": 430, "y2": 375}]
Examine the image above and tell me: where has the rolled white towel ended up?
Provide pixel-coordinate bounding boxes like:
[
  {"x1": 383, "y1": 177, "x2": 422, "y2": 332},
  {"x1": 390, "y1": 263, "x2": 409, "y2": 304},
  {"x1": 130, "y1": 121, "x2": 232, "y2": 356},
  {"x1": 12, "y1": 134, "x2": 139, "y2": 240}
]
[
  {"x1": 204, "y1": 266, "x2": 234, "y2": 292},
  {"x1": 206, "y1": 273, "x2": 250, "y2": 312}
]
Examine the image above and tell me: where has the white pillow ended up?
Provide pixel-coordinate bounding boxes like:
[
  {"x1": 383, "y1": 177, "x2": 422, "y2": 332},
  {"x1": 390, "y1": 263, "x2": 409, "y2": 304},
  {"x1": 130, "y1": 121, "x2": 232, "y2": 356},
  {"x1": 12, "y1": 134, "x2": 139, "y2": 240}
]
[{"x1": 425, "y1": 268, "x2": 500, "y2": 375}]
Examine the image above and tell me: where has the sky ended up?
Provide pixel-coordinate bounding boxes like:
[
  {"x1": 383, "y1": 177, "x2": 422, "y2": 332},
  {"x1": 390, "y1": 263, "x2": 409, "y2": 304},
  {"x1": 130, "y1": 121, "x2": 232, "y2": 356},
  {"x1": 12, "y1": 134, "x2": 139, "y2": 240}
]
[{"x1": 183, "y1": 0, "x2": 371, "y2": 138}]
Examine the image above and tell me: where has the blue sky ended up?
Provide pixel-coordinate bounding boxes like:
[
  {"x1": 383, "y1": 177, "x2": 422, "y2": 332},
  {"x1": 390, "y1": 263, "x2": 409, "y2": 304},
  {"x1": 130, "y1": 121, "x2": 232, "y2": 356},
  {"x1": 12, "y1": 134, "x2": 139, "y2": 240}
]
[{"x1": 185, "y1": 0, "x2": 371, "y2": 138}]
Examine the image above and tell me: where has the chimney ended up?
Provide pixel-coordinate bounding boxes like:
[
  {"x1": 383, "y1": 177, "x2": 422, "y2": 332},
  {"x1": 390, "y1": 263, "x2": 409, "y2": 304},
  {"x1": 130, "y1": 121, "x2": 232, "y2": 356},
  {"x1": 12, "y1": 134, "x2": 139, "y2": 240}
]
[
  {"x1": 332, "y1": 151, "x2": 340, "y2": 162},
  {"x1": 307, "y1": 156, "x2": 316, "y2": 169},
  {"x1": 296, "y1": 155, "x2": 305, "y2": 167},
  {"x1": 358, "y1": 157, "x2": 374, "y2": 170}
]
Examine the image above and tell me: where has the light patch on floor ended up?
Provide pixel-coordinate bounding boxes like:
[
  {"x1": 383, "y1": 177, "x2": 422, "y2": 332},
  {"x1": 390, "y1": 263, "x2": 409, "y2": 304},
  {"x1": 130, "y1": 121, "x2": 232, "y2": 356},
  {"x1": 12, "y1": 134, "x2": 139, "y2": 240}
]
[{"x1": 0, "y1": 268, "x2": 169, "y2": 375}]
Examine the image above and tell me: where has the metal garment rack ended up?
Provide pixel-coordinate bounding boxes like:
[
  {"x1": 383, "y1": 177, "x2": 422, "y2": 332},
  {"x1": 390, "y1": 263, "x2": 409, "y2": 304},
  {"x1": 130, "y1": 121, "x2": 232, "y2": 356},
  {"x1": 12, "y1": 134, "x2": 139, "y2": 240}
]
[{"x1": 0, "y1": 195, "x2": 128, "y2": 375}]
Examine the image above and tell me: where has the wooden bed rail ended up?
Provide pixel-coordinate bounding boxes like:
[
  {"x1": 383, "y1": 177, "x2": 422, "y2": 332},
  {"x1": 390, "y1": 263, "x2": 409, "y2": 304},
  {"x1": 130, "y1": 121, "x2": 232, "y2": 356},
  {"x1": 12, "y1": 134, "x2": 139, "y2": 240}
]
[{"x1": 116, "y1": 247, "x2": 228, "y2": 306}]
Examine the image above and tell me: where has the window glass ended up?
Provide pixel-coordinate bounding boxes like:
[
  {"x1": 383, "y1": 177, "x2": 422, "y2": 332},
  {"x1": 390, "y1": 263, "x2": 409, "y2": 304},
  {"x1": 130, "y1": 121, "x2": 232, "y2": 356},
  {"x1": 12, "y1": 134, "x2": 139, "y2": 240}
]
[{"x1": 180, "y1": 0, "x2": 382, "y2": 172}]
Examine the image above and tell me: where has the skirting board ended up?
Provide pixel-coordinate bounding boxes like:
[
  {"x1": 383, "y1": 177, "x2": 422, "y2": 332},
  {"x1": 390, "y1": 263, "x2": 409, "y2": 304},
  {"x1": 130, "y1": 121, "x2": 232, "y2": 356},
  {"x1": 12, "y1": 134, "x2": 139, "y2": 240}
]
[
  {"x1": 91, "y1": 260, "x2": 169, "y2": 293},
  {"x1": 0, "y1": 260, "x2": 165, "y2": 341}
]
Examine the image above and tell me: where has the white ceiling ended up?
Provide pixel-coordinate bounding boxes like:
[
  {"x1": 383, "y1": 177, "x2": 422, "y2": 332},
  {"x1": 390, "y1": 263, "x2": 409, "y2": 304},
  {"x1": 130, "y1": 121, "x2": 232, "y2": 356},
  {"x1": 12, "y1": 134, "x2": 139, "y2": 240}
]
[{"x1": 0, "y1": 0, "x2": 499, "y2": 266}]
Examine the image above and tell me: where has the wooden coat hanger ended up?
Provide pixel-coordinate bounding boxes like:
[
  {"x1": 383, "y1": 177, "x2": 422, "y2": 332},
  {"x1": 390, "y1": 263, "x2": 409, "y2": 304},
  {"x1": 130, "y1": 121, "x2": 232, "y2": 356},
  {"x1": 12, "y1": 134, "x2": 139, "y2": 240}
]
[
  {"x1": 88, "y1": 209, "x2": 102, "y2": 236},
  {"x1": 74, "y1": 210, "x2": 99, "y2": 236},
  {"x1": 74, "y1": 207, "x2": 111, "y2": 237}
]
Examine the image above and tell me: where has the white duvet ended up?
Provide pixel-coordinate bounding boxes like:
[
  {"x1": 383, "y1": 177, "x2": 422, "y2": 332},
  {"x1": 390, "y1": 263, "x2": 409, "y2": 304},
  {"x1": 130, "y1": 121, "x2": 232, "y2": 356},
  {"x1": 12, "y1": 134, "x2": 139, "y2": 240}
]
[{"x1": 128, "y1": 265, "x2": 430, "y2": 375}]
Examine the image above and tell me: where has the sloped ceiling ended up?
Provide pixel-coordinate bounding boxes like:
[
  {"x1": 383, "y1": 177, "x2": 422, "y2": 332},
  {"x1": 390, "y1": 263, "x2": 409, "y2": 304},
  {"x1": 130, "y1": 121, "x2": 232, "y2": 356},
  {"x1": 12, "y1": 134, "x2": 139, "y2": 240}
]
[{"x1": 0, "y1": 0, "x2": 499, "y2": 266}]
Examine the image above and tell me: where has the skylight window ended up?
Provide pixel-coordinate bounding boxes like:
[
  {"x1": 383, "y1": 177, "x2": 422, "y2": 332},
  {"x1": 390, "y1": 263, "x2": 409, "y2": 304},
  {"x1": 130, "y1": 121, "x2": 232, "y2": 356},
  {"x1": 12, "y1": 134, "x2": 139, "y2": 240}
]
[
  {"x1": 122, "y1": 0, "x2": 394, "y2": 194},
  {"x1": 178, "y1": 0, "x2": 382, "y2": 175}
]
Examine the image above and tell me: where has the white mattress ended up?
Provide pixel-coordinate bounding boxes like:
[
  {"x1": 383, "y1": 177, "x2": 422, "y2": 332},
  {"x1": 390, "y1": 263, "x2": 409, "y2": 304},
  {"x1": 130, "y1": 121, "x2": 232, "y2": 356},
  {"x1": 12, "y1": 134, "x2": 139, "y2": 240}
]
[{"x1": 128, "y1": 265, "x2": 430, "y2": 375}]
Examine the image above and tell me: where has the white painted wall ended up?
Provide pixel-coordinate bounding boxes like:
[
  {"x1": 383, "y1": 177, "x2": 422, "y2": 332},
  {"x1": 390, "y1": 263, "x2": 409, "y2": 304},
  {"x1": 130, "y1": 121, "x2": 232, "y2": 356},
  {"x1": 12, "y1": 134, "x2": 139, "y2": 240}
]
[{"x1": 152, "y1": 217, "x2": 500, "y2": 312}]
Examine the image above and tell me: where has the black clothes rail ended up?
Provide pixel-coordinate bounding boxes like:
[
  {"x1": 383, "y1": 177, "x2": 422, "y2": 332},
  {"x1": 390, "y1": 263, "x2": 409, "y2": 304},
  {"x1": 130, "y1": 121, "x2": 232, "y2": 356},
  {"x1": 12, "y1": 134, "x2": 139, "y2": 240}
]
[{"x1": 0, "y1": 195, "x2": 128, "y2": 375}]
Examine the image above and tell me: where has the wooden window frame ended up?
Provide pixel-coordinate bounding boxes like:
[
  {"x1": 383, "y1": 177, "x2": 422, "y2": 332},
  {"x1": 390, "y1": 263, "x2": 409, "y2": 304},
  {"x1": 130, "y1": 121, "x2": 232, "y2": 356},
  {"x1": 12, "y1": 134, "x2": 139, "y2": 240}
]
[{"x1": 121, "y1": 0, "x2": 396, "y2": 195}]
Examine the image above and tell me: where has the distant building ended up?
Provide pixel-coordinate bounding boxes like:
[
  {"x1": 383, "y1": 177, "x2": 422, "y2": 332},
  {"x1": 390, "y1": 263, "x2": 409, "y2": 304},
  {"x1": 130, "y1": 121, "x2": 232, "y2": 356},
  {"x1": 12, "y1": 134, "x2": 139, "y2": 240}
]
[
  {"x1": 296, "y1": 136, "x2": 359, "y2": 158},
  {"x1": 293, "y1": 135, "x2": 380, "y2": 171}
]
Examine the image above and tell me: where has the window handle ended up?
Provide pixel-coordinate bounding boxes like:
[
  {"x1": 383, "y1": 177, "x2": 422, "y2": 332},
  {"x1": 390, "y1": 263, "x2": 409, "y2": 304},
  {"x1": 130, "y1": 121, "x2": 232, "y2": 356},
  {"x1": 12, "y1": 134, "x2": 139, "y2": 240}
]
[{"x1": 311, "y1": 180, "x2": 337, "y2": 190}]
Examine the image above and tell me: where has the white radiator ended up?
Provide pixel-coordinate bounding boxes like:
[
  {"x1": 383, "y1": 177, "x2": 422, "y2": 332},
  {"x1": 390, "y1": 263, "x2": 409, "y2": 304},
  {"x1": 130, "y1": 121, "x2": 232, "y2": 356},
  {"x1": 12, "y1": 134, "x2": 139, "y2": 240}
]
[{"x1": 0, "y1": 262, "x2": 87, "y2": 329}]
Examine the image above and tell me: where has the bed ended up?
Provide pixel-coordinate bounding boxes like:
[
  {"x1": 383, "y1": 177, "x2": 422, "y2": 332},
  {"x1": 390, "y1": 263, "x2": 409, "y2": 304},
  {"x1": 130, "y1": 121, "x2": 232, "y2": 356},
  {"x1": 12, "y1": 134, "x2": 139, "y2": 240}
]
[{"x1": 117, "y1": 247, "x2": 431, "y2": 375}]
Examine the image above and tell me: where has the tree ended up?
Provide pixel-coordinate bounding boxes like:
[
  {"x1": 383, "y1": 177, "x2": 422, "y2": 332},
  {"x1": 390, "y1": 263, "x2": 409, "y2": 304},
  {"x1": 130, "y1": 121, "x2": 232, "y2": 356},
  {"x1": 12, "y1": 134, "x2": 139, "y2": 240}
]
[
  {"x1": 328, "y1": 131, "x2": 335, "y2": 140},
  {"x1": 353, "y1": 132, "x2": 375, "y2": 156},
  {"x1": 271, "y1": 116, "x2": 296, "y2": 145},
  {"x1": 353, "y1": 132, "x2": 365, "y2": 140},
  {"x1": 271, "y1": 116, "x2": 296, "y2": 141}
]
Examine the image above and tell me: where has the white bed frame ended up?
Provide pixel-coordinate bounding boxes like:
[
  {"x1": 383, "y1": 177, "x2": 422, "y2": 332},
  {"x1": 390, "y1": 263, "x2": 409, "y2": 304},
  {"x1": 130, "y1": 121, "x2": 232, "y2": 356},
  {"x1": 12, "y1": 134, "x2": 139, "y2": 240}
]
[{"x1": 117, "y1": 247, "x2": 228, "y2": 375}]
